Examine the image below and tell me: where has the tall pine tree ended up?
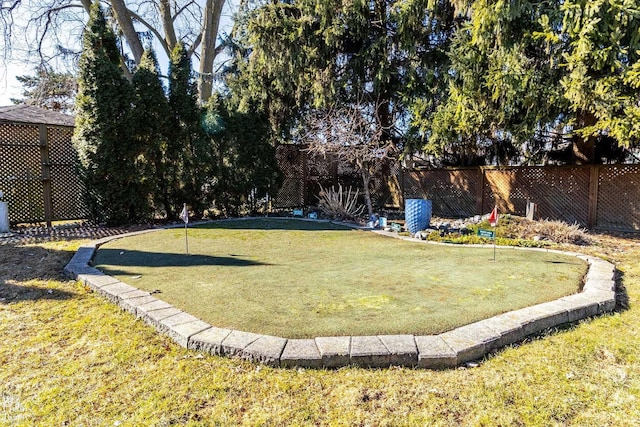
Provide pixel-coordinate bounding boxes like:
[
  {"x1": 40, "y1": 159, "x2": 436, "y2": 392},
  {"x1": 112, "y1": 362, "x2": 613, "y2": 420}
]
[
  {"x1": 168, "y1": 43, "x2": 212, "y2": 218},
  {"x1": 132, "y1": 49, "x2": 176, "y2": 218},
  {"x1": 423, "y1": 0, "x2": 566, "y2": 165},
  {"x1": 229, "y1": 0, "x2": 455, "y2": 147},
  {"x1": 73, "y1": 1, "x2": 150, "y2": 225},
  {"x1": 203, "y1": 95, "x2": 281, "y2": 216},
  {"x1": 560, "y1": 0, "x2": 640, "y2": 160}
]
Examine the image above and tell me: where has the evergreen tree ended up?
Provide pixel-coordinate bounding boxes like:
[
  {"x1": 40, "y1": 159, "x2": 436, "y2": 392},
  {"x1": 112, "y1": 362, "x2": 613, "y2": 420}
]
[
  {"x1": 229, "y1": 0, "x2": 455, "y2": 149},
  {"x1": 73, "y1": 1, "x2": 150, "y2": 225},
  {"x1": 560, "y1": 0, "x2": 640, "y2": 159},
  {"x1": 225, "y1": 0, "x2": 456, "y2": 212},
  {"x1": 204, "y1": 95, "x2": 281, "y2": 216},
  {"x1": 12, "y1": 65, "x2": 77, "y2": 113},
  {"x1": 168, "y1": 43, "x2": 213, "y2": 218},
  {"x1": 417, "y1": 0, "x2": 640, "y2": 165},
  {"x1": 132, "y1": 49, "x2": 176, "y2": 218},
  {"x1": 421, "y1": 0, "x2": 566, "y2": 165}
]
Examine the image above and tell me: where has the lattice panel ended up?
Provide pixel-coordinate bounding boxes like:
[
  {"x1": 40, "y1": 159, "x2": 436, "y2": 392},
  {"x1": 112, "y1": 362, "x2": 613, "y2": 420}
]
[
  {"x1": 273, "y1": 144, "x2": 638, "y2": 230},
  {"x1": 0, "y1": 124, "x2": 42, "y2": 221},
  {"x1": 50, "y1": 164, "x2": 88, "y2": 220},
  {"x1": 273, "y1": 145, "x2": 304, "y2": 207},
  {"x1": 367, "y1": 160, "x2": 402, "y2": 208},
  {"x1": 306, "y1": 152, "x2": 334, "y2": 179},
  {"x1": 597, "y1": 165, "x2": 640, "y2": 231},
  {"x1": 0, "y1": 133, "x2": 44, "y2": 223},
  {"x1": 483, "y1": 167, "x2": 591, "y2": 224},
  {"x1": 273, "y1": 144, "x2": 401, "y2": 210},
  {"x1": 0, "y1": 123, "x2": 88, "y2": 223},
  {"x1": 0, "y1": 123, "x2": 39, "y2": 145},
  {"x1": 403, "y1": 169, "x2": 479, "y2": 217},
  {"x1": 48, "y1": 127, "x2": 75, "y2": 164},
  {"x1": 305, "y1": 152, "x2": 337, "y2": 205},
  {"x1": 272, "y1": 178, "x2": 304, "y2": 208},
  {"x1": 275, "y1": 145, "x2": 304, "y2": 178},
  {"x1": 337, "y1": 158, "x2": 358, "y2": 176},
  {"x1": 273, "y1": 145, "x2": 306, "y2": 208},
  {"x1": 47, "y1": 126, "x2": 87, "y2": 220},
  {"x1": 402, "y1": 171, "x2": 428, "y2": 199}
]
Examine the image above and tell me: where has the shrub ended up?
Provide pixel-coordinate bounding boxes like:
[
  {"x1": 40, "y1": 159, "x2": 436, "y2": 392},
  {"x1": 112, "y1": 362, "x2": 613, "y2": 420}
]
[
  {"x1": 525, "y1": 219, "x2": 592, "y2": 245},
  {"x1": 317, "y1": 184, "x2": 365, "y2": 221}
]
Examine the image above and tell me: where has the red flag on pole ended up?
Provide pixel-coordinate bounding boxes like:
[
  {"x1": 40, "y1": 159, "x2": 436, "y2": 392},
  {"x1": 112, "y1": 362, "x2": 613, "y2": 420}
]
[{"x1": 488, "y1": 206, "x2": 498, "y2": 227}]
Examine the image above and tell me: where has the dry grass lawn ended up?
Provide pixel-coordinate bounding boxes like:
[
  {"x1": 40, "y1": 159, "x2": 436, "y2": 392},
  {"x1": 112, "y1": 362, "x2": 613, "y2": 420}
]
[{"x1": 1, "y1": 228, "x2": 639, "y2": 426}]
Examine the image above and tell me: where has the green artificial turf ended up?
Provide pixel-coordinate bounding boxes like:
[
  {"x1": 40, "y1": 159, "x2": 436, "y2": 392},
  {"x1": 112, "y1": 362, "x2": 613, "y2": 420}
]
[{"x1": 92, "y1": 218, "x2": 587, "y2": 338}]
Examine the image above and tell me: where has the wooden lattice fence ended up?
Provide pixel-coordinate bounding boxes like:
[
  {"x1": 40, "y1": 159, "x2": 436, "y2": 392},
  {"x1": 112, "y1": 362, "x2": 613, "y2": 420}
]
[
  {"x1": 274, "y1": 145, "x2": 639, "y2": 231},
  {"x1": 0, "y1": 121, "x2": 87, "y2": 224},
  {"x1": 272, "y1": 144, "x2": 401, "y2": 209},
  {"x1": 596, "y1": 164, "x2": 640, "y2": 231},
  {"x1": 406, "y1": 165, "x2": 640, "y2": 232}
]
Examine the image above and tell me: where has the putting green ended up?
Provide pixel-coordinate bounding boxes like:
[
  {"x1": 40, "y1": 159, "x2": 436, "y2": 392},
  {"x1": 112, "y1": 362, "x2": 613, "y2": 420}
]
[{"x1": 92, "y1": 219, "x2": 587, "y2": 338}]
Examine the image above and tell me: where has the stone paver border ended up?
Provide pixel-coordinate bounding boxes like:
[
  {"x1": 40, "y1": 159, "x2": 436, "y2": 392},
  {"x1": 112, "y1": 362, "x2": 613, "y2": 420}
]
[{"x1": 64, "y1": 218, "x2": 617, "y2": 369}]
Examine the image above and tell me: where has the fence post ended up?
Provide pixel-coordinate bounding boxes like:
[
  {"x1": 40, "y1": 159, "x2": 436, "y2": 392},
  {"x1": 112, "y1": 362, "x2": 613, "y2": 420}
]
[
  {"x1": 38, "y1": 124, "x2": 53, "y2": 227},
  {"x1": 587, "y1": 165, "x2": 599, "y2": 228},
  {"x1": 301, "y1": 148, "x2": 308, "y2": 206},
  {"x1": 476, "y1": 167, "x2": 485, "y2": 214},
  {"x1": 399, "y1": 164, "x2": 405, "y2": 210}
]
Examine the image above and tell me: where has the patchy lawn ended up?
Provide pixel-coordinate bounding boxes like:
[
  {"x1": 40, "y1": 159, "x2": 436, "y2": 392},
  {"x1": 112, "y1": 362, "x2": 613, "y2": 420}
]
[{"x1": 1, "y1": 229, "x2": 639, "y2": 425}]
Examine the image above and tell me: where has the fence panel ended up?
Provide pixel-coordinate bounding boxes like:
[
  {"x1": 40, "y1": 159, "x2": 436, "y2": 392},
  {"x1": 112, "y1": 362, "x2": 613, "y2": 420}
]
[
  {"x1": 597, "y1": 165, "x2": 640, "y2": 231},
  {"x1": 0, "y1": 123, "x2": 44, "y2": 222},
  {"x1": 482, "y1": 166, "x2": 591, "y2": 225},
  {"x1": 273, "y1": 145, "x2": 306, "y2": 208},
  {"x1": 273, "y1": 145, "x2": 402, "y2": 210},
  {"x1": 48, "y1": 126, "x2": 88, "y2": 220},
  {"x1": 0, "y1": 122, "x2": 87, "y2": 224},
  {"x1": 273, "y1": 145, "x2": 639, "y2": 231},
  {"x1": 404, "y1": 168, "x2": 479, "y2": 217}
]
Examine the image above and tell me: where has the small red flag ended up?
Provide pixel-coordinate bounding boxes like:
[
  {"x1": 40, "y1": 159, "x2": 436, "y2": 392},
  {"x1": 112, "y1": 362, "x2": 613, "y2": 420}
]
[{"x1": 488, "y1": 206, "x2": 498, "y2": 227}]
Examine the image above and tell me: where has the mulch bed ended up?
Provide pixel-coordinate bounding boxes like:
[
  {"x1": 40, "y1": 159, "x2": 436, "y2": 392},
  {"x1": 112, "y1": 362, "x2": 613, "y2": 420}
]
[{"x1": 0, "y1": 222, "x2": 154, "y2": 246}]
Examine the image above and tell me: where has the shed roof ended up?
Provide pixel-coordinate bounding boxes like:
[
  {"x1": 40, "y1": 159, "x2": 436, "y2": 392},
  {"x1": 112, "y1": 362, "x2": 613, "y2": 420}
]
[{"x1": 0, "y1": 104, "x2": 75, "y2": 127}]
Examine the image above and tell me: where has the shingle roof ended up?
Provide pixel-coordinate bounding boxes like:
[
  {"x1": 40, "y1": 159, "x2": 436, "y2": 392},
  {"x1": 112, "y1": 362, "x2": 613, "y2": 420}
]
[{"x1": 0, "y1": 104, "x2": 75, "y2": 127}]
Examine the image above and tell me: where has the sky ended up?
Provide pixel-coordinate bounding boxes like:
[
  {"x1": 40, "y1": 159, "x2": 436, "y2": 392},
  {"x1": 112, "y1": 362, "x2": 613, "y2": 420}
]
[{"x1": 0, "y1": 60, "x2": 24, "y2": 105}]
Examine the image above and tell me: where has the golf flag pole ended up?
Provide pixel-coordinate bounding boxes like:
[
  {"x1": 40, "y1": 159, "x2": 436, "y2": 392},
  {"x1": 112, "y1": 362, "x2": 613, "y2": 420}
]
[
  {"x1": 488, "y1": 206, "x2": 498, "y2": 261},
  {"x1": 180, "y1": 203, "x2": 189, "y2": 254}
]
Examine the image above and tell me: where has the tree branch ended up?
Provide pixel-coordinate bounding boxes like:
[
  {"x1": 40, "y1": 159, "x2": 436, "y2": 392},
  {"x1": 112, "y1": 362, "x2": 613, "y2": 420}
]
[
  {"x1": 173, "y1": 0, "x2": 198, "y2": 23},
  {"x1": 110, "y1": 0, "x2": 144, "y2": 64},
  {"x1": 127, "y1": 8, "x2": 171, "y2": 58}
]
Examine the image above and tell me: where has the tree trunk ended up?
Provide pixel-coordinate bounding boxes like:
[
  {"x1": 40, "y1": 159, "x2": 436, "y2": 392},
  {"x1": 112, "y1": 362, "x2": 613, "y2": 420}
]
[
  {"x1": 360, "y1": 162, "x2": 374, "y2": 218},
  {"x1": 110, "y1": 0, "x2": 144, "y2": 65},
  {"x1": 79, "y1": 0, "x2": 92, "y2": 13},
  {"x1": 158, "y1": 0, "x2": 177, "y2": 50},
  {"x1": 572, "y1": 109, "x2": 597, "y2": 164},
  {"x1": 198, "y1": 0, "x2": 225, "y2": 104}
]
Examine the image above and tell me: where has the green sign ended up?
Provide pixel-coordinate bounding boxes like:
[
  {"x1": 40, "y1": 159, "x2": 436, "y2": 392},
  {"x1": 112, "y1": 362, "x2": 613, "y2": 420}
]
[{"x1": 477, "y1": 229, "x2": 495, "y2": 238}]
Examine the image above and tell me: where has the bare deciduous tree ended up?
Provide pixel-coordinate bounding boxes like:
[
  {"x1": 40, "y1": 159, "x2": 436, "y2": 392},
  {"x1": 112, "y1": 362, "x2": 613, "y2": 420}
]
[
  {"x1": 301, "y1": 103, "x2": 398, "y2": 218},
  {"x1": 1, "y1": 0, "x2": 228, "y2": 103}
]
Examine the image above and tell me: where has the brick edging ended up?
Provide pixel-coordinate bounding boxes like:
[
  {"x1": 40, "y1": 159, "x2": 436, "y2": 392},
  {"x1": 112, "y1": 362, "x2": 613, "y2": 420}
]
[{"x1": 64, "y1": 219, "x2": 617, "y2": 369}]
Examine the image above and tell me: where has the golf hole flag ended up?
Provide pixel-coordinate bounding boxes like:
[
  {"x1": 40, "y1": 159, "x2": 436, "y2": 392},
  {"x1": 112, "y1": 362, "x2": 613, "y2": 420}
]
[
  {"x1": 180, "y1": 203, "x2": 189, "y2": 254},
  {"x1": 488, "y1": 206, "x2": 498, "y2": 227},
  {"x1": 180, "y1": 203, "x2": 189, "y2": 224}
]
